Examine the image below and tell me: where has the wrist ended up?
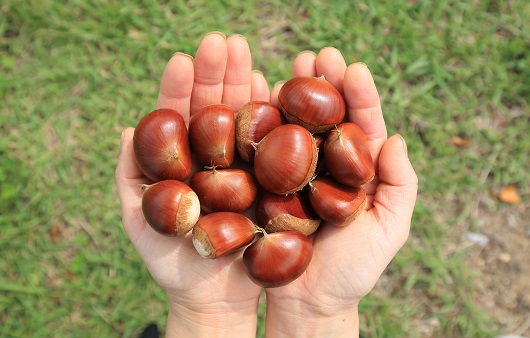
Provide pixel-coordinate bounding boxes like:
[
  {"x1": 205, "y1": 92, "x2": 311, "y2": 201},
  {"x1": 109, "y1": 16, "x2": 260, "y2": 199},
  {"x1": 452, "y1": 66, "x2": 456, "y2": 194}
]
[
  {"x1": 264, "y1": 295, "x2": 359, "y2": 338},
  {"x1": 165, "y1": 300, "x2": 259, "y2": 338}
]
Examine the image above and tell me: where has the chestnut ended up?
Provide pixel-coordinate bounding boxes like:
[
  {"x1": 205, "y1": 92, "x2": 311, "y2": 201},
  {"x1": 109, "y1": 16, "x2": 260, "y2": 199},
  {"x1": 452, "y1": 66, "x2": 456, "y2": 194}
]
[
  {"x1": 255, "y1": 191, "x2": 321, "y2": 236},
  {"x1": 278, "y1": 76, "x2": 346, "y2": 133},
  {"x1": 141, "y1": 180, "x2": 200, "y2": 236},
  {"x1": 192, "y1": 212, "x2": 258, "y2": 259},
  {"x1": 188, "y1": 104, "x2": 235, "y2": 167},
  {"x1": 189, "y1": 167, "x2": 257, "y2": 213},
  {"x1": 313, "y1": 132, "x2": 329, "y2": 178},
  {"x1": 133, "y1": 109, "x2": 192, "y2": 182},
  {"x1": 252, "y1": 124, "x2": 318, "y2": 195},
  {"x1": 308, "y1": 177, "x2": 366, "y2": 227},
  {"x1": 235, "y1": 101, "x2": 285, "y2": 163},
  {"x1": 243, "y1": 230, "x2": 313, "y2": 288},
  {"x1": 324, "y1": 122, "x2": 375, "y2": 187}
]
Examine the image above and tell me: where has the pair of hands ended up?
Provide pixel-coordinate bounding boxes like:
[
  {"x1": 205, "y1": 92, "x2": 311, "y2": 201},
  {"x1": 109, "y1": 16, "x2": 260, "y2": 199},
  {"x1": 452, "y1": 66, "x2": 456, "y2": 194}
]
[{"x1": 115, "y1": 32, "x2": 418, "y2": 337}]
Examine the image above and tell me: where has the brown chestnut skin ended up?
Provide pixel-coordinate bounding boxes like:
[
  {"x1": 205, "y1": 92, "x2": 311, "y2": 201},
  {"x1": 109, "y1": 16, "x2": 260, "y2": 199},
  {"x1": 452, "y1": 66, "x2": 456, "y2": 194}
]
[
  {"x1": 253, "y1": 124, "x2": 318, "y2": 195},
  {"x1": 141, "y1": 180, "x2": 201, "y2": 236},
  {"x1": 133, "y1": 109, "x2": 192, "y2": 182},
  {"x1": 192, "y1": 212, "x2": 258, "y2": 259},
  {"x1": 308, "y1": 177, "x2": 366, "y2": 227},
  {"x1": 278, "y1": 76, "x2": 346, "y2": 133},
  {"x1": 188, "y1": 104, "x2": 235, "y2": 167},
  {"x1": 243, "y1": 231, "x2": 313, "y2": 288},
  {"x1": 313, "y1": 132, "x2": 328, "y2": 178},
  {"x1": 190, "y1": 168, "x2": 257, "y2": 213},
  {"x1": 256, "y1": 191, "x2": 321, "y2": 236},
  {"x1": 235, "y1": 101, "x2": 285, "y2": 163},
  {"x1": 324, "y1": 122, "x2": 375, "y2": 187}
]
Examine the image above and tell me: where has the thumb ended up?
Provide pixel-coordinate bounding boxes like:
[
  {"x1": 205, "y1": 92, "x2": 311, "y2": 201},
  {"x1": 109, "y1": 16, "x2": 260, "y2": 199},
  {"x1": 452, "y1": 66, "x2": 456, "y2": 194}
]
[
  {"x1": 371, "y1": 134, "x2": 418, "y2": 248},
  {"x1": 115, "y1": 128, "x2": 147, "y2": 205},
  {"x1": 115, "y1": 128, "x2": 150, "y2": 240}
]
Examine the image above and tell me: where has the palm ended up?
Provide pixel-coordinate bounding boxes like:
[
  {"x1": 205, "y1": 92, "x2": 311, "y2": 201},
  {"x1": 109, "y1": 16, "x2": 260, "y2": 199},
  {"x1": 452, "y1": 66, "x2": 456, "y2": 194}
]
[
  {"x1": 115, "y1": 33, "x2": 270, "y2": 306},
  {"x1": 121, "y1": 206, "x2": 261, "y2": 305},
  {"x1": 266, "y1": 185, "x2": 410, "y2": 305}
]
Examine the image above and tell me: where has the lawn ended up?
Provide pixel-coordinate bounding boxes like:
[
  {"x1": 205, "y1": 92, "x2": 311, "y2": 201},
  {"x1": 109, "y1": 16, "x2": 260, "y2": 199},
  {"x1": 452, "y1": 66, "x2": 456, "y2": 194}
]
[{"x1": 1, "y1": 0, "x2": 529, "y2": 337}]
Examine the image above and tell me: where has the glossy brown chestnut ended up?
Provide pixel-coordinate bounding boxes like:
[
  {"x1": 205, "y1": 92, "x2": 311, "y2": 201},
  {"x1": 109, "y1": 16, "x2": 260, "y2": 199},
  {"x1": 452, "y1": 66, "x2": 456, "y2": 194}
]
[
  {"x1": 192, "y1": 212, "x2": 258, "y2": 259},
  {"x1": 243, "y1": 230, "x2": 313, "y2": 288},
  {"x1": 324, "y1": 122, "x2": 375, "y2": 187},
  {"x1": 313, "y1": 132, "x2": 328, "y2": 178},
  {"x1": 256, "y1": 191, "x2": 321, "y2": 236},
  {"x1": 308, "y1": 177, "x2": 366, "y2": 227},
  {"x1": 141, "y1": 180, "x2": 200, "y2": 236},
  {"x1": 278, "y1": 76, "x2": 346, "y2": 133},
  {"x1": 189, "y1": 167, "x2": 258, "y2": 213},
  {"x1": 133, "y1": 109, "x2": 192, "y2": 182},
  {"x1": 253, "y1": 124, "x2": 318, "y2": 195},
  {"x1": 188, "y1": 104, "x2": 235, "y2": 167},
  {"x1": 235, "y1": 101, "x2": 285, "y2": 163}
]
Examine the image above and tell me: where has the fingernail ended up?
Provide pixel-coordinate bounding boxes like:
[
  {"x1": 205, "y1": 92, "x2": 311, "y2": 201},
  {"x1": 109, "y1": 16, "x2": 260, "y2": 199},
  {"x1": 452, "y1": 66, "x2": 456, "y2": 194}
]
[
  {"x1": 353, "y1": 62, "x2": 368, "y2": 68},
  {"x1": 252, "y1": 69, "x2": 264, "y2": 76},
  {"x1": 228, "y1": 33, "x2": 246, "y2": 40},
  {"x1": 273, "y1": 80, "x2": 286, "y2": 87},
  {"x1": 204, "y1": 31, "x2": 226, "y2": 40},
  {"x1": 297, "y1": 50, "x2": 316, "y2": 57},
  {"x1": 319, "y1": 46, "x2": 338, "y2": 53},
  {"x1": 172, "y1": 52, "x2": 194, "y2": 61},
  {"x1": 396, "y1": 134, "x2": 408, "y2": 156}
]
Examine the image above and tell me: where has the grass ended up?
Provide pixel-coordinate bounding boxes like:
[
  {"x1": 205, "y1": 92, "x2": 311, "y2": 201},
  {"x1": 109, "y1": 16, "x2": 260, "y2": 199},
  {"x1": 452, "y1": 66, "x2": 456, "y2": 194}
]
[{"x1": 1, "y1": 0, "x2": 529, "y2": 336}]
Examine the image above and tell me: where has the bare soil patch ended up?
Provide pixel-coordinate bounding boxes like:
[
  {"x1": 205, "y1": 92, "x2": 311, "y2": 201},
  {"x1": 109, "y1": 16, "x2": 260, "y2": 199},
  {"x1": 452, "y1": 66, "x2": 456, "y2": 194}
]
[{"x1": 463, "y1": 197, "x2": 530, "y2": 336}]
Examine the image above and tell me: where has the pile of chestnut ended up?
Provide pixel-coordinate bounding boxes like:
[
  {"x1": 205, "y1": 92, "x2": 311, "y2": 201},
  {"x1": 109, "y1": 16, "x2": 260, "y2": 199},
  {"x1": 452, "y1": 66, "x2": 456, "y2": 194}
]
[{"x1": 133, "y1": 75, "x2": 374, "y2": 288}]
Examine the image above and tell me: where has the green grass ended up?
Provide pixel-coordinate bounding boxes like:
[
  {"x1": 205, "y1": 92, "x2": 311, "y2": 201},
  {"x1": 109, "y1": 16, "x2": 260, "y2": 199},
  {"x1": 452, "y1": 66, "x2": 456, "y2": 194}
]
[{"x1": 1, "y1": 0, "x2": 528, "y2": 336}]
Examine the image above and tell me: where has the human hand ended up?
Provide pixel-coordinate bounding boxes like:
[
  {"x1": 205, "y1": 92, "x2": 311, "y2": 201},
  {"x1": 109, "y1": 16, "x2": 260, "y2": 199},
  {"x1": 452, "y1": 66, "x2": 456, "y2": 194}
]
[
  {"x1": 115, "y1": 32, "x2": 270, "y2": 338},
  {"x1": 264, "y1": 48, "x2": 418, "y2": 337}
]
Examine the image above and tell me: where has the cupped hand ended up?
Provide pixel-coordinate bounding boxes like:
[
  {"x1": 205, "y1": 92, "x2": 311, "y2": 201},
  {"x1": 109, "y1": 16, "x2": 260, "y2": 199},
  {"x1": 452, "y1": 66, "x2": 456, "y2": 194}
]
[
  {"x1": 115, "y1": 33, "x2": 269, "y2": 319},
  {"x1": 265, "y1": 48, "x2": 418, "y2": 335}
]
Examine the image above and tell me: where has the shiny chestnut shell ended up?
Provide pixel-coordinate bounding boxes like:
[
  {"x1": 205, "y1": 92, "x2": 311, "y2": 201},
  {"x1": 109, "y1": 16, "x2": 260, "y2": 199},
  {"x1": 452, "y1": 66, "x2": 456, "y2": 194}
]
[
  {"x1": 141, "y1": 180, "x2": 200, "y2": 236},
  {"x1": 133, "y1": 109, "x2": 192, "y2": 182},
  {"x1": 189, "y1": 168, "x2": 257, "y2": 213},
  {"x1": 235, "y1": 101, "x2": 285, "y2": 163},
  {"x1": 243, "y1": 231, "x2": 313, "y2": 288},
  {"x1": 308, "y1": 177, "x2": 366, "y2": 227},
  {"x1": 278, "y1": 76, "x2": 346, "y2": 133},
  {"x1": 324, "y1": 123, "x2": 375, "y2": 187},
  {"x1": 253, "y1": 124, "x2": 318, "y2": 195},
  {"x1": 255, "y1": 191, "x2": 321, "y2": 236},
  {"x1": 192, "y1": 212, "x2": 258, "y2": 259},
  {"x1": 188, "y1": 104, "x2": 235, "y2": 167}
]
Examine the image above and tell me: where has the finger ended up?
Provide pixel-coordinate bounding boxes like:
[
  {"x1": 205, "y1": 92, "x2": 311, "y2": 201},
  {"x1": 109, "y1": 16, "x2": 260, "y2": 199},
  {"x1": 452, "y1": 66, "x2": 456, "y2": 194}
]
[
  {"x1": 372, "y1": 135, "x2": 418, "y2": 247},
  {"x1": 343, "y1": 63, "x2": 387, "y2": 158},
  {"x1": 270, "y1": 81, "x2": 285, "y2": 108},
  {"x1": 222, "y1": 34, "x2": 252, "y2": 111},
  {"x1": 315, "y1": 47, "x2": 347, "y2": 94},
  {"x1": 292, "y1": 51, "x2": 317, "y2": 77},
  {"x1": 250, "y1": 70, "x2": 270, "y2": 102},
  {"x1": 343, "y1": 63, "x2": 387, "y2": 197},
  {"x1": 156, "y1": 53, "x2": 195, "y2": 125},
  {"x1": 190, "y1": 32, "x2": 228, "y2": 115},
  {"x1": 115, "y1": 128, "x2": 148, "y2": 224}
]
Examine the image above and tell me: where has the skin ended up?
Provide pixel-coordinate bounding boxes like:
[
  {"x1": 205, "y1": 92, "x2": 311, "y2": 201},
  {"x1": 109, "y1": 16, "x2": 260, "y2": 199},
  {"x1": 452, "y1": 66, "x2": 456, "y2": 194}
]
[{"x1": 115, "y1": 33, "x2": 418, "y2": 338}]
